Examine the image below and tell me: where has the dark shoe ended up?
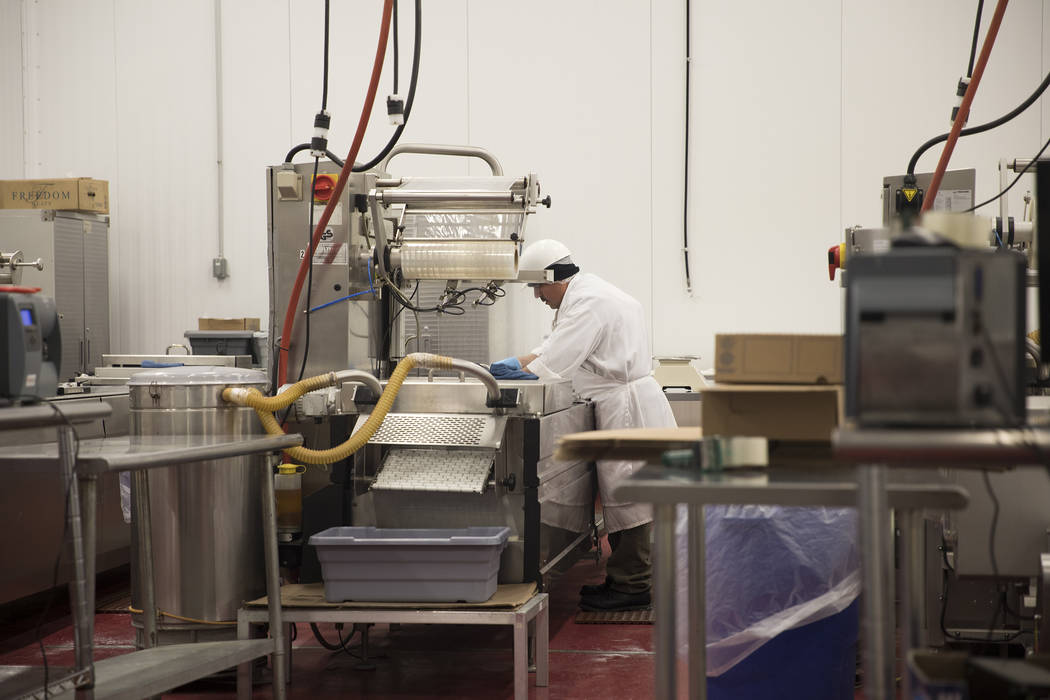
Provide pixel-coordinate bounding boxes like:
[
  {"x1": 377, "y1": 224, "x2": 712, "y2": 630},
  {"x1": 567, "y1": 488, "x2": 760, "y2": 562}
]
[
  {"x1": 579, "y1": 587, "x2": 651, "y2": 612},
  {"x1": 579, "y1": 581, "x2": 610, "y2": 596}
]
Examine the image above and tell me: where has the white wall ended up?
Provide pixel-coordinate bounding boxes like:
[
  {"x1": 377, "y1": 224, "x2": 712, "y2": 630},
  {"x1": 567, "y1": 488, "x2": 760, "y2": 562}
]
[
  {"x1": 3, "y1": 0, "x2": 1049, "y2": 365},
  {"x1": 0, "y1": 0, "x2": 24, "y2": 178}
]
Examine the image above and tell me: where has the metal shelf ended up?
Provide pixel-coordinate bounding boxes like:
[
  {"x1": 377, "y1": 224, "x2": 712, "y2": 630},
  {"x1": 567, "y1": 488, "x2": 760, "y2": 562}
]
[
  {"x1": 0, "y1": 402, "x2": 110, "y2": 430},
  {"x1": 0, "y1": 434, "x2": 303, "y2": 474},
  {"x1": 50, "y1": 640, "x2": 274, "y2": 700},
  {"x1": 617, "y1": 464, "x2": 970, "y2": 510}
]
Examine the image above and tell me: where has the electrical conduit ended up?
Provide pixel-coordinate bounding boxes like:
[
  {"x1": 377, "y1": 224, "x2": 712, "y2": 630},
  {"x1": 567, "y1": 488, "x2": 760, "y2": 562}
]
[
  {"x1": 278, "y1": 0, "x2": 394, "y2": 387},
  {"x1": 922, "y1": 0, "x2": 1010, "y2": 212}
]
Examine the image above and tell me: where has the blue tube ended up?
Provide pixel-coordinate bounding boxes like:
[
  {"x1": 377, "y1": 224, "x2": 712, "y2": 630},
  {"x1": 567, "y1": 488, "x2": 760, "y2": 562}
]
[{"x1": 309, "y1": 289, "x2": 374, "y2": 313}]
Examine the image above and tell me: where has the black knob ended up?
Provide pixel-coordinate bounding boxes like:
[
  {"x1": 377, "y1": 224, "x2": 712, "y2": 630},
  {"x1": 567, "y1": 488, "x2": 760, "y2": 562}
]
[
  {"x1": 540, "y1": 195, "x2": 552, "y2": 208},
  {"x1": 974, "y1": 384, "x2": 993, "y2": 407}
]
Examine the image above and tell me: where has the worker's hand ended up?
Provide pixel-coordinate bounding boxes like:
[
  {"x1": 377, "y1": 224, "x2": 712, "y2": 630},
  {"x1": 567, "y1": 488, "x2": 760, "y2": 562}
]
[
  {"x1": 488, "y1": 357, "x2": 538, "y2": 380},
  {"x1": 489, "y1": 357, "x2": 521, "y2": 376}
]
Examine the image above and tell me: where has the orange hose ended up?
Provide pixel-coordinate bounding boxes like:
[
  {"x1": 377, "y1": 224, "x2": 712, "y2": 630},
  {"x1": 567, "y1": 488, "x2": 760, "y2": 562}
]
[
  {"x1": 922, "y1": 0, "x2": 1009, "y2": 212},
  {"x1": 278, "y1": 0, "x2": 394, "y2": 386}
]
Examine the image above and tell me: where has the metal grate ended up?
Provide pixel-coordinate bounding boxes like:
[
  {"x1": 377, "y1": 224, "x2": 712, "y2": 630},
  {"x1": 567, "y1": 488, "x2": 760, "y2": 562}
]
[
  {"x1": 402, "y1": 280, "x2": 490, "y2": 366},
  {"x1": 371, "y1": 448, "x2": 494, "y2": 493},
  {"x1": 368, "y1": 414, "x2": 489, "y2": 446}
]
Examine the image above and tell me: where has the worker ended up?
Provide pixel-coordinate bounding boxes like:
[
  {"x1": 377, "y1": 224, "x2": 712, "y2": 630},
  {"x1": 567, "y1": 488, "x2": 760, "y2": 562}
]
[{"x1": 489, "y1": 239, "x2": 676, "y2": 612}]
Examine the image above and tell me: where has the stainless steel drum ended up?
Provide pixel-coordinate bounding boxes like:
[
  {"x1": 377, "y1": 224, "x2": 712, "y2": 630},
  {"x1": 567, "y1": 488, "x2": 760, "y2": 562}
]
[{"x1": 128, "y1": 366, "x2": 268, "y2": 644}]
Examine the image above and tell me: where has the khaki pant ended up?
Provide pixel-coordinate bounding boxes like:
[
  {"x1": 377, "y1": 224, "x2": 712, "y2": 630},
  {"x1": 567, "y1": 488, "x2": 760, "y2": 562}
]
[{"x1": 606, "y1": 522, "x2": 652, "y2": 594}]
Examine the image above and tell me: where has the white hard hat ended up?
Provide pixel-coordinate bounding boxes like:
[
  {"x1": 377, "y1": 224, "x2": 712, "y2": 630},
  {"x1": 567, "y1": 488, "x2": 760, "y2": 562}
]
[{"x1": 519, "y1": 239, "x2": 573, "y2": 274}]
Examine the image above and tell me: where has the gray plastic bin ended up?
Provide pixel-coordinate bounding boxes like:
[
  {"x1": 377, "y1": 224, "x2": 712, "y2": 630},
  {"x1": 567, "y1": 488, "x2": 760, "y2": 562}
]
[
  {"x1": 309, "y1": 526, "x2": 511, "y2": 603},
  {"x1": 184, "y1": 330, "x2": 256, "y2": 361}
]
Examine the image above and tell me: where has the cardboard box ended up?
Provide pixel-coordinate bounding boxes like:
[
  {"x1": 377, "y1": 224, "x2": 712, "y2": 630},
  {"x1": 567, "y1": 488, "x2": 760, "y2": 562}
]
[
  {"x1": 715, "y1": 333, "x2": 843, "y2": 384},
  {"x1": 700, "y1": 384, "x2": 843, "y2": 441},
  {"x1": 0, "y1": 178, "x2": 109, "y2": 214},
  {"x1": 198, "y1": 317, "x2": 261, "y2": 331}
]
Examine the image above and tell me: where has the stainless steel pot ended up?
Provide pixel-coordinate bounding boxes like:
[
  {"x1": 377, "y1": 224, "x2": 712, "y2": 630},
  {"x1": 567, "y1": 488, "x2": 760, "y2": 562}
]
[{"x1": 128, "y1": 366, "x2": 268, "y2": 635}]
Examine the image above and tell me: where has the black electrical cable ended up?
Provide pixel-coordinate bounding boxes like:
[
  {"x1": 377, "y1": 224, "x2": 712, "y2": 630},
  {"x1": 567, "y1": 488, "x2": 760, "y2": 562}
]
[
  {"x1": 352, "y1": 0, "x2": 421, "y2": 172},
  {"x1": 285, "y1": 0, "x2": 419, "y2": 170},
  {"x1": 310, "y1": 622, "x2": 355, "y2": 651},
  {"x1": 967, "y1": 0, "x2": 985, "y2": 78},
  {"x1": 683, "y1": 0, "x2": 692, "y2": 294},
  {"x1": 392, "y1": 0, "x2": 399, "y2": 95},
  {"x1": 984, "y1": 470, "x2": 1002, "y2": 641},
  {"x1": 965, "y1": 134, "x2": 1050, "y2": 212},
  {"x1": 321, "y1": 0, "x2": 330, "y2": 110},
  {"x1": 282, "y1": 0, "x2": 340, "y2": 166},
  {"x1": 24, "y1": 399, "x2": 80, "y2": 699},
  {"x1": 1003, "y1": 592, "x2": 1036, "y2": 622},
  {"x1": 908, "y1": 69, "x2": 1050, "y2": 175},
  {"x1": 285, "y1": 0, "x2": 333, "y2": 391},
  {"x1": 381, "y1": 279, "x2": 418, "y2": 369},
  {"x1": 284, "y1": 143, "x2": 345, "y2": 167}
]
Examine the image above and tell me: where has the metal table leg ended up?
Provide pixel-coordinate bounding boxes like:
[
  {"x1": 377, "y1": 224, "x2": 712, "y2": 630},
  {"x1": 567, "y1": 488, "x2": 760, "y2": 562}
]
[
  {"x1": 513, "y1": 610, "x2": 528, "y2": 700},
  {"x1": 236, "y1": 609, "x2": 251, "y2": 700},
  {"x1": 536, "y1": 594, "x2": 549, "y2": 687},
  {"x1": 260, "y1": 463, "x2": 286, "y2": 700},
  {"x1": 859, "y1": 464, "x2": 894, "y2": 700},
  {"x1": 688, "y1": 504, "x2": 706, "y2": 700},
  {"x1": 654, "y1": 503, "x2": 677, "y2": 700},
  {"x1": 897, "y1": 509, "x2": 924, "y2": 700},
  {"x1": 76, "y1": 474, "x2": 99, "y2": 700},
  {"x1": 60, "y1": 420, "x2": 95, "y2": 700},
  {"x1": 131, "y1": 470, "x2": 157, "y2": 649}
]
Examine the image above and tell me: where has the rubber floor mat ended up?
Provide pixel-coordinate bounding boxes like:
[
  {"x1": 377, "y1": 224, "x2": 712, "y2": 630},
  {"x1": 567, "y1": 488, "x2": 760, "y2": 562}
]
[{"x1": 574, "y1": 608, "x2": 653, "y2": 624}]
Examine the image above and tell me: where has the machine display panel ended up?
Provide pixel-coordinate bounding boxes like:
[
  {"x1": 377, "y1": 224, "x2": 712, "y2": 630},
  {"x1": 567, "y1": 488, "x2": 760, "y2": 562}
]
[{"x1": 19, "y1": 308, "x2": 34, "y2": 327}]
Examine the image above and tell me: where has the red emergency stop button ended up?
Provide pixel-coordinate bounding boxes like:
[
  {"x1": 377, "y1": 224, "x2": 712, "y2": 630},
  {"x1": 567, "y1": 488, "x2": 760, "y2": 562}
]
[{"x1": 313, "y1": 174, "x2": 336, "y2": 203}]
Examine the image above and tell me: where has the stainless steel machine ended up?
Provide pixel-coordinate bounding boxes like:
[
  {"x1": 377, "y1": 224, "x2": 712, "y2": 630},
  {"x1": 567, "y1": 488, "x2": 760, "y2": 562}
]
[
  {"x1": 846, "y1": 246, "x2": 1026, "y2": 427},
  {"x1": 266, "y1": 144, "x2": 595, "y2": 587},
  {"x1": 344, "y1": 377, "x2": 595, "y2": 585},
  {"x1": 267, "y1": 143, "x2": 548, "y2": 380}
]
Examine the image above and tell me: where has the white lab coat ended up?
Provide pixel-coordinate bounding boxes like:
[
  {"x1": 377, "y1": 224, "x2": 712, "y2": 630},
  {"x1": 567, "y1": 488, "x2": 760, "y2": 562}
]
[{"x1": 528, "y1": 273, "x2": 677, "y2": 533}]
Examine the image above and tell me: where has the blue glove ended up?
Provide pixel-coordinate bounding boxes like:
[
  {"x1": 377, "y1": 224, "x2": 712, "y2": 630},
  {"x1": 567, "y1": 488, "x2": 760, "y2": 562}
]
[
  {"x1": 488, "y1": 357, "x2": 539, "y2": 380},
  {"x1": 489, "y1": 357, "x2": 521, "y2": 376}
]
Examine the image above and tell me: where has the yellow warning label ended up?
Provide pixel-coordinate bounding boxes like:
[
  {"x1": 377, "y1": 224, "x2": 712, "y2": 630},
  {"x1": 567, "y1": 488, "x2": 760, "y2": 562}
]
[{"x1": 902, "y1": 188, "x2": 917, "y2": 203}]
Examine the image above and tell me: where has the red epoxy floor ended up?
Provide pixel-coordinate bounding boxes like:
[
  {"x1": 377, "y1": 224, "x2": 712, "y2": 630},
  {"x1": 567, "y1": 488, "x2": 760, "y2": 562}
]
[{"x1": 0, "y1": 544, "x2": 657, "y2": 699}]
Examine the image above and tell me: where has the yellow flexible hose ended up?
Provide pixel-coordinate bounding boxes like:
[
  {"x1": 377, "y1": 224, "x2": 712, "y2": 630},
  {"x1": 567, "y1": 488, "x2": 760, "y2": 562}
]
[{"x1": 222, "y1": 353, "x2": 454, "y2": 465}]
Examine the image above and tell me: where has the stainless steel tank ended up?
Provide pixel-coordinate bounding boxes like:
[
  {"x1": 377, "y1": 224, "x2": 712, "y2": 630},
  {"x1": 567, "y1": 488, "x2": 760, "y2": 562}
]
[{"x1": 128, "y1": 366, "x2": 268, "y2": 644}]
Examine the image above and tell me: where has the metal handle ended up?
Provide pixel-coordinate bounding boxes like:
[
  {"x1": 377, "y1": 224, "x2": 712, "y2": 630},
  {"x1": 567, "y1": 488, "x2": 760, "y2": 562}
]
[
  {"x1": 14, "y1": 258, "x2": 44, "y2": 270},
  {"x1": 376, "y1": 190, "x2": 518, "y2": 206},
  {"x1": 79, "y1": 339, "x2": 85, "y2": 374},
  {"x1": 378, "y1": 143, "x2": 504, "y2": 176}
]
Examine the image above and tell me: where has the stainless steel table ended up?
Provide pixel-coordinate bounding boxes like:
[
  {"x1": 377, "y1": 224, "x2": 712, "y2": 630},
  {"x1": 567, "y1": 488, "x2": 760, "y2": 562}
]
[
  {"x1": 0, "y1": 428, "x2": 303, "y2": 700},
  {"x1": 615, "y1": 464, "x2": 970, "y2": 700},
  {"x1": 236, "y1": 592, "x2": 549, "y2": 700},
  {"x1": 0, "y1": 401, "x2": 111, "y2": 699},
  {"x1": 834, "y1": 426, "x2": 1050, "y2": 700}
]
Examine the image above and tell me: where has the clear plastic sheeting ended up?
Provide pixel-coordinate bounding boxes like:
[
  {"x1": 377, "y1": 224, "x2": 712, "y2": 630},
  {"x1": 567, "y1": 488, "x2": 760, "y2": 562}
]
[
  {"x1": 677, "y1": 505, "x2": 861, "y2": 676},
  {"x1": 400, "y1": 239, "x2": 518, "y2": 280},
  {"x1": 402, "y1": 212, "x2": 525, "y2": 240},
  {"x1": 393, "y1": 176, "x2": 528, "y2": 240}
]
